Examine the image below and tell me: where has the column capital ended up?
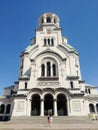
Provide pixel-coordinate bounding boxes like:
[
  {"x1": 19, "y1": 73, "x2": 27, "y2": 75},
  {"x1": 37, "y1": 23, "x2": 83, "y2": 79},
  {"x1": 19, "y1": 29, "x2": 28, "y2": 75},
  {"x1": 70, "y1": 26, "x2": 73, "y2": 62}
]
[
  {"x1": 28, "y1": 99, "x2": 32, "y2": 102},
  {"x1": 40, "y1": 98, "x2": 44, "y2": 101},
  {"x1": 54, "y1": 98, "x2": 57, "y2": 101}
]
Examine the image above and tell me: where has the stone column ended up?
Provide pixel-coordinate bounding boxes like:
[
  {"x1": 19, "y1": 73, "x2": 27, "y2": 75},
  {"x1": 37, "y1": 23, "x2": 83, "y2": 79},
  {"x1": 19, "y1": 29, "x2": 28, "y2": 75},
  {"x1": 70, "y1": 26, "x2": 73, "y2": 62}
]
[
  {"x1": 45, "y1": 64, "x2": 47, "y2": 77},
  {"x1": 27, "y1": 99, "x2": 31, "y2": 116},
  {"x1": 54, "y1": 99, "x2": 57, "y2": 116},
  {"x1": 67, "y1": 97, "x2": 71, "y2": 116},
  {"x1": 44, "y1": 16, "x2": 46, "y2": 23},
  {"x1": 94, "y1": 104, "x2": 97, "y2": 114},
  {"x1": 4, "y1": 104, "x2": 7, "y2": 115},
  {"x1": 40, "y1": 99, "x2": 44, "y2": 116},
  {"x1": 51, "y1": 64, "x2": 53, "y2": 77}
]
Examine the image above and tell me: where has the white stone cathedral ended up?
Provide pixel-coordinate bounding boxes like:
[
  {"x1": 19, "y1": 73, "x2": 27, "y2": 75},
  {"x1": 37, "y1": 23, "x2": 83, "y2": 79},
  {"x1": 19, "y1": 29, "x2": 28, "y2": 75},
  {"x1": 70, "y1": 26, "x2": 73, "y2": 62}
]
[{"x1": 0, "y1": 12, "x2": 98, "y2": 121}]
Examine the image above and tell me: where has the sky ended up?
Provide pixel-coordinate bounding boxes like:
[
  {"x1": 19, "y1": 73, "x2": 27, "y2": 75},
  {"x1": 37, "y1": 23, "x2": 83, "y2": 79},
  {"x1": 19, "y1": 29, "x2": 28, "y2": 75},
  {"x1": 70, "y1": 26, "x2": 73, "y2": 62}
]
[{"x1": 0, "y1": 0, "x2": 98, "y2": 95}]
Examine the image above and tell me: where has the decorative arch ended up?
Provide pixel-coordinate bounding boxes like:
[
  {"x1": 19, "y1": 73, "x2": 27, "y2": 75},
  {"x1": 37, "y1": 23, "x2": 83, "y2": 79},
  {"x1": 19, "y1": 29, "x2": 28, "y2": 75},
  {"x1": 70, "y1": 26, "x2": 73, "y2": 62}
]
[
  {"x1": 55, "y1": 88, "x2": 71, "y2": 99},
  {"x1": 34, "y1": 50, "x2": 66, "y2": 63},
  {"x1": 43, "y1": 88, "x2": 55, "y2": 95},
  {"x1": 27, "y1": 88, "x2": 42, "y2": 99},
  {"x1": 40, "y1": 57, "x2": 59, "y2": 78}
]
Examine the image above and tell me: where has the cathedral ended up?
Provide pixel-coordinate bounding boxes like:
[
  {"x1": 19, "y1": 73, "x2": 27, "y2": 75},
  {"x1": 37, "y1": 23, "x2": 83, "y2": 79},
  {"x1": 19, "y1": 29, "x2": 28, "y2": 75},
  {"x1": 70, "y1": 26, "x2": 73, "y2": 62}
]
[{"x1": 0, "y1": 12, "x2": 98, "y2": 121}]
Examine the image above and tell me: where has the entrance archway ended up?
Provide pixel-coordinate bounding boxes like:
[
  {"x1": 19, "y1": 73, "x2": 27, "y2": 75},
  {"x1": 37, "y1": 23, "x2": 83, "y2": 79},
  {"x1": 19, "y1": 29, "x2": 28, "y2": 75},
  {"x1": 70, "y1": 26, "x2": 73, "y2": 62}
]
[
  {"x1": 44, "y1": 94, "x2": 54, "y2": 115},
  {"x1": 89, "y1": 103, "x2": 95, "y2": 113},
  {"x1": 31, "y1": 94, "x2": 40, "y2": 116},
  {"x1": 96, "y1": 103, "x2": 98, "y2": 113},
  {"x1": 57, "y1": 94, "x2": 67, "y2": 116}
]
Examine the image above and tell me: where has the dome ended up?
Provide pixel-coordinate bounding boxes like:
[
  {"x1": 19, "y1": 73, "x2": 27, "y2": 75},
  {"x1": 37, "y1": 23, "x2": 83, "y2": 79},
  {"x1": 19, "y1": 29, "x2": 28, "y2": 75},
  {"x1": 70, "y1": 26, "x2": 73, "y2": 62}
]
[{"x1": 38, "y1": 12, "x2": 60, "y2": 27}]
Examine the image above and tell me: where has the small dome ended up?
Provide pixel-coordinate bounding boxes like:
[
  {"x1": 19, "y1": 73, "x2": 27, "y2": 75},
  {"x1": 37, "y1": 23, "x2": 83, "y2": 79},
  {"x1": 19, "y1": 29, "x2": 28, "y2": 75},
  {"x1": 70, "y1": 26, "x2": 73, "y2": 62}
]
[{"x1": 38, "y1": 12, "x2": 60, "y2": 27}]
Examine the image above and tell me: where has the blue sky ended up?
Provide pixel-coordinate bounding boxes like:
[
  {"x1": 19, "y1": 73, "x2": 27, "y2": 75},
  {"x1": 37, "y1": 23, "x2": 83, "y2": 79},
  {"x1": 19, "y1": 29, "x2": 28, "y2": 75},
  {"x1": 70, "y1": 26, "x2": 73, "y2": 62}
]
[{"x1": 0, "y1": 0, "x2": 98, "y2": 95}]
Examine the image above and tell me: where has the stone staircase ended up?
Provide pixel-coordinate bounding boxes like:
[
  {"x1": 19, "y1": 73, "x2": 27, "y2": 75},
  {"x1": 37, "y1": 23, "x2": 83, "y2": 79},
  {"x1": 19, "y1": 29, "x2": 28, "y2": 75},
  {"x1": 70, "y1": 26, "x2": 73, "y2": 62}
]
[
  {"x1": 10, "y1": 116, "x2": 92, "y2": 124},
  {"x1": 0, "y1": 116, "x2": 98, "y2": 130},
  {"x1": 11, "y1": 116, "x2": 48, "y2": 124}
]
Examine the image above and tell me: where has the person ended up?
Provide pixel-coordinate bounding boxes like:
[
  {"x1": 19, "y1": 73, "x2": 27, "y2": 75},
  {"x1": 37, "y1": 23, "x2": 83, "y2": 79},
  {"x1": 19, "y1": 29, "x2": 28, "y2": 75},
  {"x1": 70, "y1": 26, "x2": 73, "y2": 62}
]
[
  {"x1": 49, "y1": 109, "x2": 53, "y2": 124},
  {"x1": 47, "y1": 114, "x2": 50, "y2": 124},
  {"x1": 50, "y1": 115, "x2": 53, "y2": 124}
]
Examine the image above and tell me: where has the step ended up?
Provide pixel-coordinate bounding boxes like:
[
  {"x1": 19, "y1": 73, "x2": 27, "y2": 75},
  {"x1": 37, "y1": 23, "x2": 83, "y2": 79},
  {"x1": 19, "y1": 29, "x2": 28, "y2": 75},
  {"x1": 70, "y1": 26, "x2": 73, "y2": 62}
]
[
  {"x1": 0, "y1": 116, "x2": 98, "y2": 130},
  {"x1": 10, "y1": 116, "x2": 95, "y2": 124}
]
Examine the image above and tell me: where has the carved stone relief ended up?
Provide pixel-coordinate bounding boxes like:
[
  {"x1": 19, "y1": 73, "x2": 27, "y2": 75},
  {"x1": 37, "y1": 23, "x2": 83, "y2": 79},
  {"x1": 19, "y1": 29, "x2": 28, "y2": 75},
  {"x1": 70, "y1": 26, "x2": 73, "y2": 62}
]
[
  {"x1": 38, "y1": 81, "x2": 59, "y2": 86},
  {"x1": 16, "y1": 101, "x2": 24, "y2": 112},
  {"x1": 72, "y1": 101, "x2": 81, "y2": 112}
]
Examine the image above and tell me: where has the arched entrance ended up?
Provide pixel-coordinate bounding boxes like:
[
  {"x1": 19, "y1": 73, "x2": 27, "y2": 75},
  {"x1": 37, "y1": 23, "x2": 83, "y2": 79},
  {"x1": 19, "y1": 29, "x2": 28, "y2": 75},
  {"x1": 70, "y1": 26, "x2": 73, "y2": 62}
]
[
  {"x1": 0, "y1": 104, "x2": 5, "y2": 114},
  {"x1": 31, "y1": 94, "x2": 40, "y2": 116},
  {"x1": 57, "y1": 94, "x2": 67, "y2": 116},
  {"x1": 89, "y1": 103, "x2": 95, "y2": 113},
  {"x1": 6, "y1": 104, "x2": 11, "y2": 114},
  {"x1": 96, "y1": 103, "x2": 98, "y2": 113},
  {"x1": 44, "y1": 94, "x2": 54, "y2": 115}
]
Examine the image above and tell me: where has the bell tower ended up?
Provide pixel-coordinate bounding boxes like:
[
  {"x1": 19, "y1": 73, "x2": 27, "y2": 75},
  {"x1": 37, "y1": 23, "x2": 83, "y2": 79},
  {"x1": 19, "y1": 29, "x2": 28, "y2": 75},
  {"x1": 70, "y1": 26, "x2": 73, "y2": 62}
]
[
  {"x1": 36, "y1": 12, "x2": 63, "y2": 48},
  {"x1": 38, "y1": 12, "x2": 60, "y2": 28}
]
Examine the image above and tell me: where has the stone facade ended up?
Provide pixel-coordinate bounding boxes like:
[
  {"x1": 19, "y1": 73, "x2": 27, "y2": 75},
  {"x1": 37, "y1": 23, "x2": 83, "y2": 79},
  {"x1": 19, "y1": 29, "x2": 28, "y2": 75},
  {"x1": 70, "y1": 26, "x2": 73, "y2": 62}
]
[{"x1": 0, "y1": 12, "x2": 98, "y2": 121}]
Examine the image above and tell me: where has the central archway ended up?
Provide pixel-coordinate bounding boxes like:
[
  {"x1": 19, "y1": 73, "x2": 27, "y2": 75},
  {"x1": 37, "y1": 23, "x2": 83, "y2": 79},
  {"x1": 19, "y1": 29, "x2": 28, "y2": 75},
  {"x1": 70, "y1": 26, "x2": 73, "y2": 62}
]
[
  {"x1": 57, "y1": 94, "x2": 67, "y2": 116},
  {"x1": 44, "y1": 94, "x2": 54, "y2": 115},
  {"x1": 31, "y1": 94, "x2": 40, "y2": 116}
]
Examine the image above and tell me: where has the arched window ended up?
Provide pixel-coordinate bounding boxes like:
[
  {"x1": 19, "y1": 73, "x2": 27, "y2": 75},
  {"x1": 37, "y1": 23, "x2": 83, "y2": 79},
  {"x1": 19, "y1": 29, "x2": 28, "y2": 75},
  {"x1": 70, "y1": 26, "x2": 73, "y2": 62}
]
[
  {"x1": 25, "y1": 82, "x2": 27, "y2": 89},
  {"x1": 54, "y1": 18, "x2": 56, "y2": 23},
  {"x1": 44, "y1": 39, "x2": 46, "y2": 46},
  {"x1": 48, "y1": 39, "x2": 50, "y2": 45},
  {"x1": 42, "y1": 18, "x2": 44, "y2": 23},
  {"x1": 52, "y1": 64, "x2": 56, "y2": 76},
  {"x1": 0, "y1": 104, "x2": 5, "y2": 114},
  {"x1": 51, "y1": 39, "x2": 54, "y2": 46},
  {"x1": 6, "y1": 104, "x2": 11, "y2": 114},
  {"x1": 47, "y1": 17, "x2": 51, "y2": 23},
  {"x1": 43, "y1": 38, "x2": 54, "y2": 46},
  {"x1": 88, "y1": 89, "x2": 91, "y2": 94},
  {"x1": 89, "y1": 104, "x2": 95, "y2": 113},
  {"x1": 10, "y1": 90, "x2": 13, "y2": 95},
  {"x1": 47, "y1": 62, "x2": 51, "y2": 77},
  {"x1": 40, "y1": 59, "x2": 58, "y2": 78},
  {"x1": 41, "y1": 64, "x2": 45, "y2": 77},
  {"x1": 70, "y1": 81, "x2": 74, "y2": 89}
]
